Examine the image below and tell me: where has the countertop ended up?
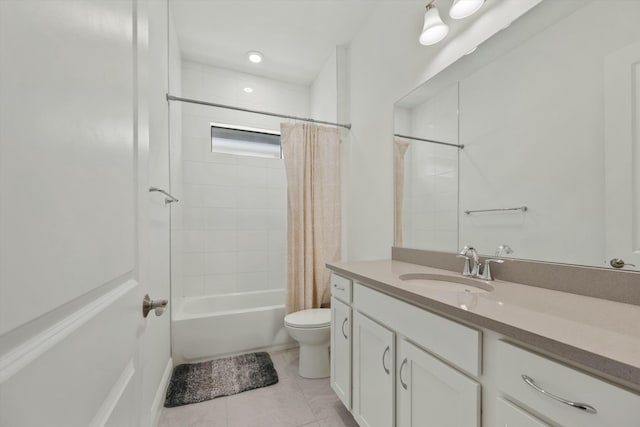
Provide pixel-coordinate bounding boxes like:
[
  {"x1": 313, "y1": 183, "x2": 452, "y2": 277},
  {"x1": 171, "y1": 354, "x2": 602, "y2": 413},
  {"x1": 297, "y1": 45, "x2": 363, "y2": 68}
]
[{"x1": 327, "y1": 259, "x2": 640, "y2": 391}]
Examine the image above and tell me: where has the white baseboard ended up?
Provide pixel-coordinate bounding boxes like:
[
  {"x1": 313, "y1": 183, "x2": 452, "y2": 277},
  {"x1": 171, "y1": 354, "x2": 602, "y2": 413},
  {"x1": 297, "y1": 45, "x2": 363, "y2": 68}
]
[{"x1": 150, "y1": 357, "x2": 173, "y2": 427}]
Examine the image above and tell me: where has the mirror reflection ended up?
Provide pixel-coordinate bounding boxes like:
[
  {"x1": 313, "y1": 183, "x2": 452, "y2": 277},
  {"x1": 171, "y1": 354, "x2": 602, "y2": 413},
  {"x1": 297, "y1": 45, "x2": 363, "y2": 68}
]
[{"x1": 394, "y1": 0, "x2": 640, "y2": 271}]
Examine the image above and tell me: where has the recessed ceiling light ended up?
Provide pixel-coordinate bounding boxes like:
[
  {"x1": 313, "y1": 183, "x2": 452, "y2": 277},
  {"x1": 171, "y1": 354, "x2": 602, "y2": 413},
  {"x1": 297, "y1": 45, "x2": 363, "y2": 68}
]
[
  {"x1": 243, "y1": 87, "x2": 253, "y2": 93},
  {"x1": 247, "y1": 51, "x2": 263, "y2": 64}
]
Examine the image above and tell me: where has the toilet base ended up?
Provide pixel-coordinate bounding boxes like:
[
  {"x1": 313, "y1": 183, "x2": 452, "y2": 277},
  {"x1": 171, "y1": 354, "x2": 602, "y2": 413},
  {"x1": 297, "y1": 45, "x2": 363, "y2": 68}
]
[{"x1": 298, "y1": 343, "x2": 330, "y2": 379}]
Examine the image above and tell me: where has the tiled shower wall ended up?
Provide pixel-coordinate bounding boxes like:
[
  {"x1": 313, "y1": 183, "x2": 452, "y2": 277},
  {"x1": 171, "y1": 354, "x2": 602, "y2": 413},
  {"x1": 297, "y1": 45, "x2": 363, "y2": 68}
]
[
  {"x1": 176, "y1": 61, "x2": 311, "y2": 298},
  {"x1": 180, "y1": 155, "x2": 287, "y2": 296}
]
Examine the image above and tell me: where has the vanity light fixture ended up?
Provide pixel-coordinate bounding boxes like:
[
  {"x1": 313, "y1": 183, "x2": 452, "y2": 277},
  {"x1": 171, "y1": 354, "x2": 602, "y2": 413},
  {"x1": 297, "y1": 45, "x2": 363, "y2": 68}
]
[
  {"x1": 419, "y1": 2, "x2": 449, "y2": 46},
  {"x1": 247, "y1": 51, "x2": 263, "y2": 63},
  {"x1": 449, "y1": 0, "x2": 485, "y2": 20},
  {"x1": 243, "y1": 87, "x2": 253, "y2": 93}
]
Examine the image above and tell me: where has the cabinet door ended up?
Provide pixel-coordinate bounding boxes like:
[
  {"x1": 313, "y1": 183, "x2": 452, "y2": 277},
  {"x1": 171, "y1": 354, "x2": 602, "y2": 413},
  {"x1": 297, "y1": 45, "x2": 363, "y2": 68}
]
[
  {"x1": 397, "y1": 339, "x2": 480, "y2": 427},
  {"x1": 353, "y1": 312, "x2": 395, "y2": 427},
  {"x1": 496, "y1": 397, "x2": 550, "y2": 427},
  {"x1": 331, "y1": 297, "x2": 352, "y2": 409}
]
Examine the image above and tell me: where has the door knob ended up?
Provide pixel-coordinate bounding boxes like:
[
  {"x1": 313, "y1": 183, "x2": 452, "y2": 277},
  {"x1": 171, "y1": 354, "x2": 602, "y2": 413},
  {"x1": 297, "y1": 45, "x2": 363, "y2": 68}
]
[
  {"x1": 142, "y1": 294, "x2": 168, "y2": 318},
  {"x1": 610, "y1": 258, "x2": 636, "y2": 269}
]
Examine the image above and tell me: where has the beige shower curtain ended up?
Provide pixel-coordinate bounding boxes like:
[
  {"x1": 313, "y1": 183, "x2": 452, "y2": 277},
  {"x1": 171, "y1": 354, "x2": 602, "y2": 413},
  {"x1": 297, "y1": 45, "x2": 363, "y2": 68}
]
[
  {"x1": 281, "y1": 123, "x2": 341, "y2": 313},
  {"x1": 394, "y1": 139, "x2": 410, "y2": 246}
]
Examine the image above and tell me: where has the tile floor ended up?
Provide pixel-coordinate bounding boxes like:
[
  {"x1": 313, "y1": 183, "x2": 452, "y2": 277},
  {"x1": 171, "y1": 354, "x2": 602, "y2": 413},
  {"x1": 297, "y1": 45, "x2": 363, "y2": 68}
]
[{"x1": 158, "y1": 348, "x2": 359, "y2": 427}]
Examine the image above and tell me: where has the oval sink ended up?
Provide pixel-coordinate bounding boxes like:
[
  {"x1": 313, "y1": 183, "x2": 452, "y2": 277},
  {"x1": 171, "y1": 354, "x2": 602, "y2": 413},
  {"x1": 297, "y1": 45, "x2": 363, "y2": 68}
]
[{"x1": 398, "y1": 273, "x2": 494, "y2": 293}]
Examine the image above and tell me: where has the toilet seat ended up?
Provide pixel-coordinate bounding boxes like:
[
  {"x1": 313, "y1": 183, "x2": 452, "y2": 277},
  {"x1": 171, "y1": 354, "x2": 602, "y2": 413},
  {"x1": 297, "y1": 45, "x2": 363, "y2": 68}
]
[{"x1": 284, "y1": 308, "x2": 330, "y2": 329}]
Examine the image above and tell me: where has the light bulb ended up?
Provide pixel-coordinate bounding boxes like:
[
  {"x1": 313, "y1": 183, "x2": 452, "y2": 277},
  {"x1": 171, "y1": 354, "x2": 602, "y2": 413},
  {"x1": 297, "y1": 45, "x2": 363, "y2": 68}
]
[
  {"x1": 449, "y1": 0, "x2": 484, "y2": 20},
  {"x1": 419, "y1": 4, "x2": 449, "y2": 46}
]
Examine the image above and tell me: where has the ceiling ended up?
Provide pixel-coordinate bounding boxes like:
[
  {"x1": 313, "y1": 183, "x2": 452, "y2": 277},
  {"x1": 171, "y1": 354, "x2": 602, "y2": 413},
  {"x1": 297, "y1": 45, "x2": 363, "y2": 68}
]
[{"x1": 170, "y1": 0, "x2": 378, "y2": 85}]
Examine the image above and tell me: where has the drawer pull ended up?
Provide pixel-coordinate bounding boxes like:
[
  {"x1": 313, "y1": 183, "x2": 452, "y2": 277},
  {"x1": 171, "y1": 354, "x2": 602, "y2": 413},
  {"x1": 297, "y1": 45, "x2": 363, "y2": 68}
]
[
  {"x1": 333, "y1": 284, "x2": 345, "y2": 291},
  {"x1": 341, "y1": 318, "x2": 348, "y2": 339},
  {"x1": 521, "y1": 375, "x2": 597, "y2": 414},
  {"x1": 399, "y1": 358, "x2": 408, "y2": 390},
  {"x1": 382, "y1": 346, "x2": 390, "y2": 375}
]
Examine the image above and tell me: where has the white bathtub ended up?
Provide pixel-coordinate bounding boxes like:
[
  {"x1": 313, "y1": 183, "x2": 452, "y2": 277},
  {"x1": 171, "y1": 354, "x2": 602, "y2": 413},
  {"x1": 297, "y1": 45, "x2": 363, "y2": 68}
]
[{"x1": 172, "y1": 289, "x2": 295, "y2": 364}]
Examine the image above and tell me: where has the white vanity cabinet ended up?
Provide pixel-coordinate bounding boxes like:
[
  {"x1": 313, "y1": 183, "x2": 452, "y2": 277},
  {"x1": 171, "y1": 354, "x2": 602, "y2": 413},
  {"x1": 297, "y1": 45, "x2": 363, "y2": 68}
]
[
  {"x1": 352, "y1": 311, "x2": 395, "y2": 427},
  {"x1": 330, "y1": 296, "x2": 352, "y2": 409},
  {"x1": 495, "y1": 397, "x2": 551, "y2": 427},
  {"x1": 397, "y1": 338, "x2": 480, "y2": 427},
  {"x1": 330, "y1": 273, "x2": 353, "y2": 410},
  {"x1": 496, "y1": 340, "x2": 639, "y2": 427}
]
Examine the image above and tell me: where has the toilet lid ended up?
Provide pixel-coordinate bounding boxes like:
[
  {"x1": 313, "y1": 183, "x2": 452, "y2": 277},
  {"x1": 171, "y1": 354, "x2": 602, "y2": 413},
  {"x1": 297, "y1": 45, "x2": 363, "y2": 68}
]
[{"x1": 284, "y1": 308, "x2": 331, "y2": 328}]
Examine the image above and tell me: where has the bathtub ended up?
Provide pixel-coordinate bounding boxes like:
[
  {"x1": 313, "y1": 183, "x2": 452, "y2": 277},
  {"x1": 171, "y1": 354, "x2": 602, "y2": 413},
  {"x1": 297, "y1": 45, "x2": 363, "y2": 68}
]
[{"x1": 172, "y1": 289, "x2": 296, "y2": 364}]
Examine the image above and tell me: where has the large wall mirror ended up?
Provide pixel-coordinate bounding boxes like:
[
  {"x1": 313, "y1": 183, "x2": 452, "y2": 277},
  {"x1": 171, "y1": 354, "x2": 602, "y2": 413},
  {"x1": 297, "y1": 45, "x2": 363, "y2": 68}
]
[{"x1": 394, "y1": 0, "x2": 640, "y2": 271}]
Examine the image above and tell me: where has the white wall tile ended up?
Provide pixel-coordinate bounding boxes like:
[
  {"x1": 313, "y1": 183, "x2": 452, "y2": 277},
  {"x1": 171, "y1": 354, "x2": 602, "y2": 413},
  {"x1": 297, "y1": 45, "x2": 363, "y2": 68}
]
[
  {"x1": 205, "y1": 229, "x2": 237, "y2": 252},
  {"x1": 182, "y1": 207, "x2": 206, "y2": 230},
  {"x1": 203, "y1": 274, "x2": 237, "y2": 295},
  {"x1": 236, "y1": 251, "x2": 269, "y2": 273},
  {"x1": 183, "y1": 230, "x2": 205, "y2": 253},
  {"x1": 236, "y1": 164, "x2": 268, "y2": 188},
  {"x1": 237, "y1": 209, "x2": 269, "y2": 230},
  {"x1": 202, "y1": 185, "x2": 236, "y2": 208},
  {"x1": 183, "y1": 253, "x2": 206, "y2": 277},
  {"x1": 267, "y1": 167, "x2": 287, "y2": 188},
  {"x1": 182, "y1": 276, "x2": 205, "y2": 297},
  {"x1": 205, "y1": 208, "x2": 237, "y2": 230},
  {"x1": 202, "y1": 162, "x2": 236, "y2": 185},
  {"x1": 236, "y1": 272, "x2": 269, "y2": 292},
  {"x1": 205, "y1": 252, "x2": 237, "y2": 275},
  {"x1": 237, "y1": 230, "x2": 269, "y2": 252},
  {"x1": 237, "y1": 188, "x2": 270, "y2": 209}
]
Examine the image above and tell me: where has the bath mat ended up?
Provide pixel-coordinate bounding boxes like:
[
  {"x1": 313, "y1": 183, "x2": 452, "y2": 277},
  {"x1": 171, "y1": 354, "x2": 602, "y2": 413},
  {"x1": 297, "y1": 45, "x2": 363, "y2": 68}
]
[{"x1": 164, "y1": 352, "x2": 279, "y2": 407}]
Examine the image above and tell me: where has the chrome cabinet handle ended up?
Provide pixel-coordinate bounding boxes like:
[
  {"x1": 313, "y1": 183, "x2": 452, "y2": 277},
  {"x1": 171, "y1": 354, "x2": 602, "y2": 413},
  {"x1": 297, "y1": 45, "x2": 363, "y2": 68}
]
[
  {"x1": 341, "y1": 318, "x2": 348, "y2": 339},
  {"x1": 142, "y1": 294, "x2": 168, "y2": 318},
  {"x1": 382, "y1": 346, "x2": 390, "y2": 375},
  {"x1": 333, "y1": 284, "x2": 345, "y2": 291},
  {"x1": 521, "y1": 375, "x2": 597, "y2": 414},
  {"x1": 399, "y1": 358, "x2": 408, "y2": 390}
]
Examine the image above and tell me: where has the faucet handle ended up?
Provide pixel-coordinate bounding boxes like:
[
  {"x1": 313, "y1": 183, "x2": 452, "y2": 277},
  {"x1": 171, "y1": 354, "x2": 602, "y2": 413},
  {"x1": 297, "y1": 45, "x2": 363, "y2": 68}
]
[
  {"x1": 479, "y1": 258, "x2": 504, "y2": 281},
  {"x1": 456, "y1": 255, "x2": 472, "y2": 276}
]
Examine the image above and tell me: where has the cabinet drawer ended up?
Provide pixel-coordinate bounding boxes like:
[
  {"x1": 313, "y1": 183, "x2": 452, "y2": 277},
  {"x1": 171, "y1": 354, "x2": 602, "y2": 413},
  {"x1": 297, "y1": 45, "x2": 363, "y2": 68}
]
[
  {"x1": 496, "y1": 397, "x2": 550, "y2": 427},
  {"x1": 496, "y1": 340, "x2": 640, "y2": 427},
  {"x1": 354, "y1": 283, "x2": 481, "y2": 377},
  {"x1": 331, "y1": 273, "x2": 352, "y2": 303}
]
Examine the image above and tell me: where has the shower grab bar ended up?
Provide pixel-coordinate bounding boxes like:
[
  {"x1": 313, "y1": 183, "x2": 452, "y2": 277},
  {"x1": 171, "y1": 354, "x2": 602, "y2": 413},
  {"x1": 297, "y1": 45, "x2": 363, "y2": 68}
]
[
  {"x1": 464, "y1": 206, "x2": 528, "y2": 215},
  {"x1": 149, "y1": 187, "x2": 179, "y2": 204}
]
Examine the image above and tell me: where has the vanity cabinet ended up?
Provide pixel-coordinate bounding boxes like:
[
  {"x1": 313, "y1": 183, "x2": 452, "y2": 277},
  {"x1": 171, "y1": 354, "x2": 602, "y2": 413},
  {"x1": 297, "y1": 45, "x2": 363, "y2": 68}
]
[
  {"x1": 330, "y1": 296, "x2": 351, "y2": 409},
  {"x1": 496, "y1": 340, "x2": 639, "y2": 427},
  {"x1": 495, "y1": 397, "x2": 550, "y2": 427},
  {"x1": 330, "y1": 273, "x2": 353, "y2": 410},
  {"x1": 397, "y1": 338, "x2": 480, "y2": 427},
  {"x1": 352, "y1": 311, "x2": 395, "y2": 427}
]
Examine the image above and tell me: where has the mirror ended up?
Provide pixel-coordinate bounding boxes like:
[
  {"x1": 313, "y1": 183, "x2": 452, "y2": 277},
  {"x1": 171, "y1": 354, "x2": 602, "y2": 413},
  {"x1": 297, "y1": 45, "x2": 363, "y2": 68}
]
[{"x1": 394, "y1": 0, "x2": 640, "y2": 271}]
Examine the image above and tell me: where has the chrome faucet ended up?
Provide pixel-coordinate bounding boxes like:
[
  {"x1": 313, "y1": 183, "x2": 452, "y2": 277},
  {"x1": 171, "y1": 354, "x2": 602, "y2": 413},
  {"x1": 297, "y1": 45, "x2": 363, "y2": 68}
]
[
  {"x1": 458, "y1": 246, "x2": 480, "y2": 277},
  {"x1": 458, "y1": 245, "x2": 504, "y2": 280}
]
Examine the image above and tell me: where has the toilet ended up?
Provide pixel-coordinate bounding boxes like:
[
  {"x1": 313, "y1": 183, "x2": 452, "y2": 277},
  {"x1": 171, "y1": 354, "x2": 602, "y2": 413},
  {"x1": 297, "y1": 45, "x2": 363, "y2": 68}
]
[{"x1": 284, "y1": 308, "x2": 331, "y2": 378}]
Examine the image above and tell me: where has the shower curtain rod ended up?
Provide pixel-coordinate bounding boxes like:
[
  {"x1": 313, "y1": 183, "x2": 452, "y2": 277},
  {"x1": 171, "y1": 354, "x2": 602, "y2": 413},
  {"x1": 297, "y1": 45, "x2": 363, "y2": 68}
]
[
  {"x1": 394, "y1": 133, "x2": 464, "y2": 149},
  {"x1": 167, "y1": 94, "x2": 352, "y2": 130}
]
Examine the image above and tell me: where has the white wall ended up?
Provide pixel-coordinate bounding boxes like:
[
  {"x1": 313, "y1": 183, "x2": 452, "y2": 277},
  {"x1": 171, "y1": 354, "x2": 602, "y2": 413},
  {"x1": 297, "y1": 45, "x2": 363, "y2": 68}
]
[
  {"x1": 177, "y1": 62, "x2": 309, "y2": 298},
  {"x1": 345, "y1": 0, "x2": 541, "y2": 260},
  {"x1": 310, "y1": 51, "x2": 338, "y2": 122}
]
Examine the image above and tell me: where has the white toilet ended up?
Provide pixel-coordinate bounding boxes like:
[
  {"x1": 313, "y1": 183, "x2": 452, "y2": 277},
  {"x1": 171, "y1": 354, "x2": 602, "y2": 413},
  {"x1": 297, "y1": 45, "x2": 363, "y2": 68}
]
[{"x1": 284, "y1": 308, "x2": 331, "y2": 379}]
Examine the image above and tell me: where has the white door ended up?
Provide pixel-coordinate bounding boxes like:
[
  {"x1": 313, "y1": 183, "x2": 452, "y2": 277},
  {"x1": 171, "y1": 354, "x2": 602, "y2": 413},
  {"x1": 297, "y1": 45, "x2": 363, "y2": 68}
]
[
  {"x1": 353, "y1": 312, "x2": 395, "y2": 427},
  {"x1": 0, "y1": 1, "x2": 170, "y2": 426},
  {"x1": 604, "y1": 41, "x2": 640, "y2": 271},
  {"x1": 396, "y1": 339, "x2": 480, "y2": 427},
  {"x1": 330, "y1": 297, "x2": 352, "y2": 409}
]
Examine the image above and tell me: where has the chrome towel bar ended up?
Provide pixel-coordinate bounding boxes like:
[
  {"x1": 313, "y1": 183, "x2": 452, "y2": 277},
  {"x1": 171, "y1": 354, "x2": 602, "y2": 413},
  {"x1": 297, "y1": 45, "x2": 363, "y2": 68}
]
[
  {"x1": 149, "y1": 187, "x2": 179, "y2": 204},
  {"x1": 464, "y1": 206, "x2": 527, "y2": 215}
]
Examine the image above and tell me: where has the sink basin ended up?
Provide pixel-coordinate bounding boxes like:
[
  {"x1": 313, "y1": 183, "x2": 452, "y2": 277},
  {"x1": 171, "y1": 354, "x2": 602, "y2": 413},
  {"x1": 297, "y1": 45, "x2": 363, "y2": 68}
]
[{"x1": 398, "y1": 273, "x2": 494, "y2": 293}]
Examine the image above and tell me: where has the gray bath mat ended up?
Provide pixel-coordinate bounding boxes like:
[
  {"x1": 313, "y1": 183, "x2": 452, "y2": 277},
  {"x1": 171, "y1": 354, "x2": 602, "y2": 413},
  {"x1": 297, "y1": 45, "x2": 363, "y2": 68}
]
[{"x1": 164, "y1": 352, "x2": 279, "y2": 407}]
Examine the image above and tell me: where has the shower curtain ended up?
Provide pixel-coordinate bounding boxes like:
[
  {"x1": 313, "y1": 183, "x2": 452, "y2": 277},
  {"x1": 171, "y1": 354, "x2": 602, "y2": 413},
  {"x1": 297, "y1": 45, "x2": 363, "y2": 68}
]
[
  {"x1": 394, "y1": 139, "x2": 410, "y2": 246},
  {"x1": 281, "y1": 123, "x2": 341, "y2": 313}
]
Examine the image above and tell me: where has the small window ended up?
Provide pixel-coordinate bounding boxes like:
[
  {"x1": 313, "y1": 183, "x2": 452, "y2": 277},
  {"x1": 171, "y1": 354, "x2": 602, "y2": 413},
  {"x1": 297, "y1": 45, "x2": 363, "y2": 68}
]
[{"x1": 211, "y1": 124, "x2": 281, "y2": 159}]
